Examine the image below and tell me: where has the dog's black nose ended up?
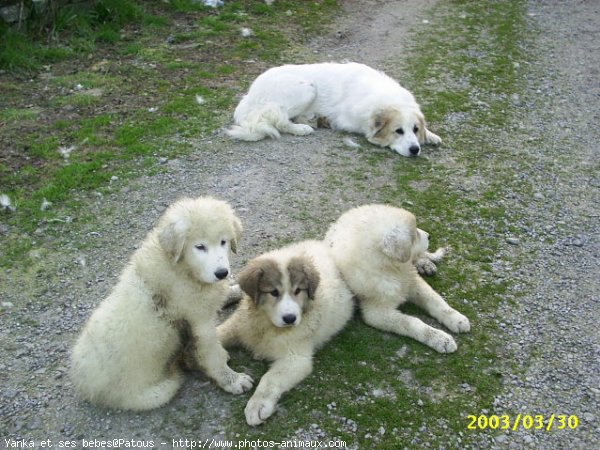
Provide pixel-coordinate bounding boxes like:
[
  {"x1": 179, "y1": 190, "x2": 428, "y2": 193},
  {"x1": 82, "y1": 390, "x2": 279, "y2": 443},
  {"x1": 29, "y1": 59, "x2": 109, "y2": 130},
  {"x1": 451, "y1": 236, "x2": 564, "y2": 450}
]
[
  {"x1": 409, "y1": 145, "x2": 420, "y2": 156},
  {"x1": 282, "y1": 314, "x2": 297, "y2": 325},
  {"x1": 214, "y1": 268, "x2": 229, "y2": 280}
]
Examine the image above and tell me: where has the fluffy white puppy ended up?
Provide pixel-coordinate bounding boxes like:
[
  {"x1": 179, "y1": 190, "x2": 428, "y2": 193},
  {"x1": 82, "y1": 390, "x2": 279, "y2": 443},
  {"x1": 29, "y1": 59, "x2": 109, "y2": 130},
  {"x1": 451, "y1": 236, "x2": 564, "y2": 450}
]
[
  {"x1": 226, "y1": 62, "x2": 441, "y2": 157},
  {"x1": 325, "y1": 204, "x2": 470, "y2": 353},
  {"x1": 70, "y1": 197, "x2": 253, "y2": 411},
  {"x1": 217, "y1": 240, "x2": 354, "y2": 426}
]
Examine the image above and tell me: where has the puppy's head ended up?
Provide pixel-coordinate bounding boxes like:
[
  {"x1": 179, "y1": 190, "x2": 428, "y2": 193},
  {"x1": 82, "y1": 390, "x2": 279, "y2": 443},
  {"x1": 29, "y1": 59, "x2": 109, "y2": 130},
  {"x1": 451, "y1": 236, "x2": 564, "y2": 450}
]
[
  {"x1": 369, "y1": 107, "x2": 426, "y2": 157},
  {"x1": 238, "y1": 255, "x2": 320, "y2": 328},
  {"x1": 380, "y1": 210, "x2": 429, "y2": 262},
  {"x1": 158, "y1": 197, "x2": 242, "y2": 284}
]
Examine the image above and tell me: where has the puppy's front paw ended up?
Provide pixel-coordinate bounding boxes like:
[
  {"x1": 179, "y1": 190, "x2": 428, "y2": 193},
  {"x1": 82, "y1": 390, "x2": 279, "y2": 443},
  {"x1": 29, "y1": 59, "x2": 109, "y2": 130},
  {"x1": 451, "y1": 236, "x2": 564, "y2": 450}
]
[
  {"x1": 425, "y1": 129, "x2": 442, "y2": 146},
  {"x1": 443, "y1": 311, "x2": 471, "y2": 334},
  {"x1": 415, "y1": 257, "x2": 438, "y2": 276},
  {"x1": 427, "y1": 329, "x2": 457, "y2": 354},
  {"x1": 220, "y1": 371, "x2": 254, "y2": 395},
  {"x1": 245, "y1": 396, "x2": 277, "y2": 426}
]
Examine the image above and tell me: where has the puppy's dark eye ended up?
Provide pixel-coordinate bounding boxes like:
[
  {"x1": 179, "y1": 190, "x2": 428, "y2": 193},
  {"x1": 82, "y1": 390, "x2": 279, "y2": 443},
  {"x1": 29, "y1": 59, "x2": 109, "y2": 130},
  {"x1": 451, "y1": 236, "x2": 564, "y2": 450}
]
[
  {"x1": 294, "y1": 288, "x2": 302, "y2": 296},
  {"x1": 220, "y1": 240, "x2": 227, "y2": 247},
  {"x1": 413, "y1": 125, "x2": 419, "y2": 133},
  {"x1": 195, "y1": 244, "x2": 207, "y2": 251},
  {"x1": 270, "y1": 289, "x2": 279, "y2": 297},
  {"x1": 395, "y1": 128, "x2": 404, "y2": 135}
]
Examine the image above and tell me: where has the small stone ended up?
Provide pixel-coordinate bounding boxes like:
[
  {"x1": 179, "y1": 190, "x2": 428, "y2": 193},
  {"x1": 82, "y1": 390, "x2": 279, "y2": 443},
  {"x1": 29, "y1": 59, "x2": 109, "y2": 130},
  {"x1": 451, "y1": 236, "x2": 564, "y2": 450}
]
[
  {"x1": 506, "y1": 237, "x2": 520, "y2": 245},
  {"x1": 495, "y1": 434, "x2": 508, "y2": 443},
  {"x1": 582, "y1": 412, "x2": 595, "y2": 422}
]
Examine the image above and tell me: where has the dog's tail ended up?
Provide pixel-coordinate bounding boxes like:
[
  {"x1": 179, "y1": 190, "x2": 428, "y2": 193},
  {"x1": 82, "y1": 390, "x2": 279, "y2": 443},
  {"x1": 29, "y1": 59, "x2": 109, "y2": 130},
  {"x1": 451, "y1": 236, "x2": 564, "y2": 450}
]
[{"x1": 225, "y1": 102, "x2": 288, "y2": 141}]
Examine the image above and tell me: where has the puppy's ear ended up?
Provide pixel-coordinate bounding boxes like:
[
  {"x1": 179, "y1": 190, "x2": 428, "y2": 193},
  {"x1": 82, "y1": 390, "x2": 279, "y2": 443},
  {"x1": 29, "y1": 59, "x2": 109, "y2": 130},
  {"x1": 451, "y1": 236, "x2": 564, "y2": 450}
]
[
  {"x1": 288, "y1": 256, "x2": 320, "y2": 300},
  {"x1": 381, "y1": 226, "x2": 415, "y2": 263},
  {"x1": 230, "y1": 215, "x2": 243, "y2": 254},
  {"x1": 417, "y1": 112, "x2": 426, "y2": 144},
  {"x1": 238, "y1": 258, "x2": 279, "y2": 305},
  {"x1": 159, "y1": 218, "x2": 188, "y2": 263},
  {"x1": 372, "y1": 110, "x2": 391, "y2": 138}
]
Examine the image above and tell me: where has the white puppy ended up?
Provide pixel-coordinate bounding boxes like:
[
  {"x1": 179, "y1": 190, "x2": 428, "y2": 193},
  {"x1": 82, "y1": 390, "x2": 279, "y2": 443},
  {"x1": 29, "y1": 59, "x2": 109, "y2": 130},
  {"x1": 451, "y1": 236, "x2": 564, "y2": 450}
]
[
  {"x1": 217, "y1": 240, "x2": 354, "y2": 426},
  {"x1": 70, "y1": 197, "x2": 253, "y2": 410},
  {"x1": 325, "y1": 204, "x2": 470, "y2": 353},
  {"x1": 226, "y1": 62, "x2": 441, "y2": 157}
]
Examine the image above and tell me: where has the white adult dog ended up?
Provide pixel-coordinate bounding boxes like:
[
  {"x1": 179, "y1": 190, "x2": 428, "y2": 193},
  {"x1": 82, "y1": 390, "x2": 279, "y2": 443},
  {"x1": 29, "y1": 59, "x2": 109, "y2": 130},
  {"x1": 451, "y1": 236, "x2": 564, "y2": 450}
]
[
  {"x1": 217, "y1": 240, "x2": 354, "y2": 426},
  {"x1": 325, "y1": 204, "x2": 470, "y2": 353},
  {"x1": 226, "y1": 62, "x2": 441, "y2": 157},
  {"x1": 70, "y1": 197, "x2": 253, "y2": 410}
]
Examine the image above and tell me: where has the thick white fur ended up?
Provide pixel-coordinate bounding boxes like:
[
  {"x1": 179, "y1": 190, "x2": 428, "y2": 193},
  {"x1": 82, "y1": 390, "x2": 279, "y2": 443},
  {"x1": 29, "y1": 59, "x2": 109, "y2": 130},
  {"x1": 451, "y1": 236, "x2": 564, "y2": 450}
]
[
  {"x1": 217, "y1": 240, "x2": 354, "y2": 426},
  {"x1": 226, "y1": 62, "x2": 441, "y2": 157},
  {"x1": 325, "y1": 204, "x2": 470, "y2": 353},
  {"x1": 70, "y1": 197, "x2": 253, "y2": 411}
]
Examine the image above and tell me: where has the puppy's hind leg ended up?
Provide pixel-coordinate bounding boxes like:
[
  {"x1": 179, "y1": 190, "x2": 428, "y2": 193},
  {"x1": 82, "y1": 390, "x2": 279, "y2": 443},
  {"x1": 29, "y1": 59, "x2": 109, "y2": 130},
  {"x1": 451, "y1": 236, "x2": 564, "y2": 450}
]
[
  {"x1": 118, "y1": 373, "x2": 183, "y2": 411},
  {"x1": 275, "y1": 78, "x2": 317, "y2": 136},
  {"x1": 361, "y1": 304, "x2": 457, "y2": 353}
]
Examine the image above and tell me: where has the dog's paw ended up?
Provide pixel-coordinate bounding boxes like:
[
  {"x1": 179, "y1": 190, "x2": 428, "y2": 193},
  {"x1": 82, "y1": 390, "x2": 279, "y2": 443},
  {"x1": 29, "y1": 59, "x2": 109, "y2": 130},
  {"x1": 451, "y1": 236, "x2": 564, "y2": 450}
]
[
  {"x1": 220, "y1": 371, "x2": 254, "y2": 395},
  {"x1": 442, "y1": 310, "x2": 471, "y2": 334},
  {"x1": 245, "y1": 396, "x2": 277, "y2": 426},
  {"x1": 290, "y1": 124, "x2": 314, "y2": 136},
  {"x1": 415, "y1": 257, "x2": 438, "y2": 276},
  {"x1": 427, "y1": 329, "x2": 457, "y2": 353},
  {"x1": 425, "y1": 129, "x2": 442, "y2": 146}
]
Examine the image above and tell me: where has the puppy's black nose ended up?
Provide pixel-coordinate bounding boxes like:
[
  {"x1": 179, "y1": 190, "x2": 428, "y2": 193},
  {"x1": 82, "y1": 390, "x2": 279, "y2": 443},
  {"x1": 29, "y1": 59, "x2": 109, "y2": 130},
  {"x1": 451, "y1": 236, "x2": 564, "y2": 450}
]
[
  {"x1": 214, "y1": 268, "x2": 229, "y2": 280},
  {"x1": 409, "y1": 145, "x2": 420, "y2": 156},
  {"x1": 282, "y1": 314, "x2": 297, "y2": 325}
]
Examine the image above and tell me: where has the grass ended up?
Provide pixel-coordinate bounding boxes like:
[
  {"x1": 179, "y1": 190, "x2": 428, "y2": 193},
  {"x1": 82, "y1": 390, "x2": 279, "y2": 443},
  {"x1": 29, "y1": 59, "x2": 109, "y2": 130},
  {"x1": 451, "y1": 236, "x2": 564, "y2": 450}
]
[
  {"x1": 0, "y1": 0, "x2": 339, "y2": 267},
  {"x1": 1, "y1": 0, "x2": 540, "y2": 446}
]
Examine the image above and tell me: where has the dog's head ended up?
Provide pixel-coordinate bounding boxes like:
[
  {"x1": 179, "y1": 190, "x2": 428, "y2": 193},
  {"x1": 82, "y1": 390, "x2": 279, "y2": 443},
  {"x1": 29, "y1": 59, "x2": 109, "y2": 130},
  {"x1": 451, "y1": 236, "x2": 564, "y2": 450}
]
[
  {"x1": 157, "y1": 197, "x2": 242, "y2": 284},
  {"x1": 380, "y1": 210, "x2": 430, "y2": 262},
  {"x1": 368, "y1": 107, "x2": 426, "y2": 157},
  {"x1": 238, "y1": 255, "x2": 320, "y2": 328}
]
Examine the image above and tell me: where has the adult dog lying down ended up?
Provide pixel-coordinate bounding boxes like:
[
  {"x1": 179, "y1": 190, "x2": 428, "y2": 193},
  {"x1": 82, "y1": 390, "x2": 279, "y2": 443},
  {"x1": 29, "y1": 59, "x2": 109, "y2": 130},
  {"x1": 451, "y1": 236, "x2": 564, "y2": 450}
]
[
  {"x1": 70, "y1": 197, "x2": 253, "y2": 410},
  {"x1": 226, "y1": 62, "x2": 441, "y2": 157},
  {"x1": 325, "y1": 204, "x2": 470, "y2": 353},
  {"x1": 217, "y1": 240, "x2": 354, "y2": 426}
]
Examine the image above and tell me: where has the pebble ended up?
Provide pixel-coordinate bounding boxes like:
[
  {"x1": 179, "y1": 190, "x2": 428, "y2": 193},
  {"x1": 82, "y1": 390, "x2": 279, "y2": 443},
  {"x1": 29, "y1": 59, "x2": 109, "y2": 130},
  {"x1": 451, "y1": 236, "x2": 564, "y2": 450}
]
[{"x1": 506, "y1": 237, "x2": 520, "y2": 245}]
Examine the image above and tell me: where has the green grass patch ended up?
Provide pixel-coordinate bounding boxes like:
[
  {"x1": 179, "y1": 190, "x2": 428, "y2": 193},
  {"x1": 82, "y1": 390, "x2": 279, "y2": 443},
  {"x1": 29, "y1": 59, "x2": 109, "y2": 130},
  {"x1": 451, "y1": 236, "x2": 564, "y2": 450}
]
[{"x1": 0, "y1": 0, "x2": 340, "y2": 267}]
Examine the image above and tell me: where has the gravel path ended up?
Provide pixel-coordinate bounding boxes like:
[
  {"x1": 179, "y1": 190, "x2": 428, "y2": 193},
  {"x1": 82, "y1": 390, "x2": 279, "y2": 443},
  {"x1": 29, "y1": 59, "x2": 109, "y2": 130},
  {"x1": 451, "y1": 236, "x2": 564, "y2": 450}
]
[
  {"x1": 491, "y1": 1, "x2": 600, "y2": 448},
  {"x1": 1, "y1": 0, "x2": 598, "y2": 448}
]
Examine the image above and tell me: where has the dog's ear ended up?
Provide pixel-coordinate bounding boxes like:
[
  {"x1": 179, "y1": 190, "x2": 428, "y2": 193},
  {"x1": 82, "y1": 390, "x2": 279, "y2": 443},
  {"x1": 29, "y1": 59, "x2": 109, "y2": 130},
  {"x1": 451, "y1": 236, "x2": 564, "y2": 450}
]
[
  {"x1": 238, "y1": 258, "x2": 279, "y2": 305},
  {"x1": 416, "y1": 112, "x2": 426, "y2": 144},
  {"x1": 158, "y1": 218, "x2": 188, "y2": 263},
  {"x1": 381, "y1": 225, "x2": 416, "y2": 263},
  {"x1": 372, "y1": 110, "x2": 391, "y2": 138},
  {"x1": 288, "y1": 256, "x2": 320, "y2": 300},
  {"x1": 230, "y1": 215, "x2": 243, "y2": 254}
]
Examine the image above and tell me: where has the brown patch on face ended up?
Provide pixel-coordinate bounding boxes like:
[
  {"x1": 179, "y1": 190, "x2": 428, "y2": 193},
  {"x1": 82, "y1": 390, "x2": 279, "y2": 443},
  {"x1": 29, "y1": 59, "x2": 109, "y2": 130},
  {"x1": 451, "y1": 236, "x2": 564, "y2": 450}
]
[
  {"x1": 288, "y1": 256, "x2": 320, "y2": 300},
  {"x1": 370, "y1": 108, "x2": 402, "y2": 146},
  {"x1": 416, "y1": 113, "x2": 426, "y2": 143},
  {"x1": 238, "y1": 258, "x2": 282, "y2": 305}
]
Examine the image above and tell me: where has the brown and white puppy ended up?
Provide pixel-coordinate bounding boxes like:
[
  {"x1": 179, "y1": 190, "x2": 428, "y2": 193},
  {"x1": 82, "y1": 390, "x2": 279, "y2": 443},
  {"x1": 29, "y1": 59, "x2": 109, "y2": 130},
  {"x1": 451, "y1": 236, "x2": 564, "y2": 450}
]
[
  {"x1": 217, "y1": 240, "x2": 354, "y2": 426},
  {"x1": 70, "y1": 197, "x2": 253, "y2": 411},
  {"x1": 226, "y1": 62, "x2": 441, "y2": 157},
  {"x1": 324, "y1": 204, "x2": 470, "y2": 353}
]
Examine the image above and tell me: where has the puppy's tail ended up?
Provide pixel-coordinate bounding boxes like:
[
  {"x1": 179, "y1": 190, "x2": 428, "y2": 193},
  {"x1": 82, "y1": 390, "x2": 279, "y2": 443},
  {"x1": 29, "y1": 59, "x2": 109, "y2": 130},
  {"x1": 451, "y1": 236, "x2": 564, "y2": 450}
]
[{"x1": 225, "y1": 103, "x2": 287, "y2": 141}]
